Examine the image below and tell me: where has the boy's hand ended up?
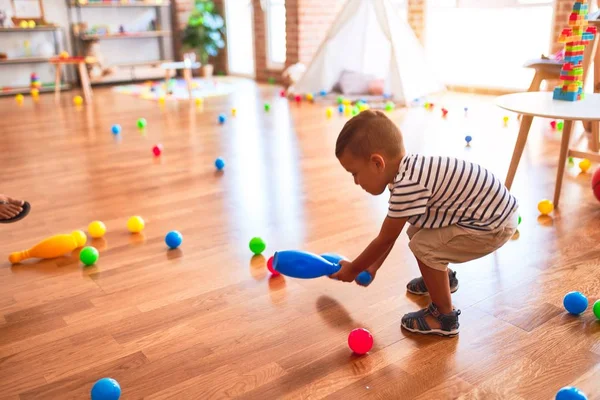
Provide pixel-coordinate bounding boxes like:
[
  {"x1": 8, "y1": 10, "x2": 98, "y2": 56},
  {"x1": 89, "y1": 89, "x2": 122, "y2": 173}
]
[
  {"x1": 356, "y1": 265, "x2": 380, "y2": 287},
  {"x1": 329, "y1": 260, "x2": 360, "y2": 282}
]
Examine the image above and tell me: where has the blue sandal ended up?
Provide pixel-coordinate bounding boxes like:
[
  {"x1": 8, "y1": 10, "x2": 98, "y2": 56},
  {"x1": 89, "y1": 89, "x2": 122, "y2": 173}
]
[
  {"x1": 406, "y1": 269, "x2": 459, "y2": 295},
  {"x1": 401, "y1": 303, "x2": 461, "y2": 337}
]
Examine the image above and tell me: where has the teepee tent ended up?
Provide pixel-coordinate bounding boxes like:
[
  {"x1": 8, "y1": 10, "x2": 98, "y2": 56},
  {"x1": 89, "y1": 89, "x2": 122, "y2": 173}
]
[{"x1": 293, "y1": 0, "x2": 444, "y2": 105}]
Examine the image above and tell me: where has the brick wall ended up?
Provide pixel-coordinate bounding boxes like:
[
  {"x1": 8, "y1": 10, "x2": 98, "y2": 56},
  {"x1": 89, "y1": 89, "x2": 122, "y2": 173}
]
[{"x1": 407, "y1": 0, "x2": 425, "y2": 44}]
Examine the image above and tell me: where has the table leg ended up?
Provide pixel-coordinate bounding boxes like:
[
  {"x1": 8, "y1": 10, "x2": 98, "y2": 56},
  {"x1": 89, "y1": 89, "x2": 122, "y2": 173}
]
[
  {"x1": 553, "y1": 119, "x2": 574, "y2": 208},
  {"x1": 591, "y1": 121, "x2": 599, "y2": 152},
  {"x1": 54, "y1": 64, "x2": 61, "y2": 104},
  {"x1": 183, "y1": 68, "x2": 193, "y2": 99},
  {"x1": 505, "y1": 115, "x2": 534, "y2": 190},
  {"x1": 78, "y1": 63, "x2": 93, "y2": 104}
]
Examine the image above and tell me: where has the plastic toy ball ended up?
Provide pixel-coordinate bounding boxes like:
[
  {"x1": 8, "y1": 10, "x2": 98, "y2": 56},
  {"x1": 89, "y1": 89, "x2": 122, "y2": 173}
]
[
  {"x1": 127, "y1": 216, "x2": 145, "y2": 233},
  {"x1": 351, "y1": 106, "x2": 359, "y2": 116},
  {"x1": 195, "y1": 97, "x2": 203, "y2": 106},
  {"x1": 550, "y1": 120, "x2": 557, "y2": 129},
  {"x1": 465, "y1": 135, "x2": 472, "y2": 145},
  {"x1": 231, "y1": 108, "x2": 237, "y2": 117},
  {"x1": 319, "y1": 90, "x2": 327, "y2": 96},
  {"x1": 88, "y1": 221, "x2": 106, "y2": 238},
  {"x1": 111, "y1": 124, "x2": 121, "y2": 135},
  {"x1": 31, "y1": 88, "x2": 39, "y2": 98},
  {"x1": 152, "y1": 144, "x2": 163, "y2": 157},
  {"x1": 165, "y1": 230, "x2": 183, "y2": 249},
  {"x1": 592, "y1": 299, "x2": 600, "y2": 320},
  {"x1": 555, "y1": 386, "x2": 588, "y2": 400},
  {"x1": 267, "y1": 256, "x2": 280, "y2": 276},
  {"x1": 19, "y1": 20, "x2": 28, "y2": 28},
  {"x1": 563, "y1": 291, "x2": 588, "y2": 315},
  {"x1": 59, "y1": 51, "x2": 69, "y2": 58},
  {"x1": 158, "y1": 96, "x2": 166, "y2": 104},
  {"x1": 264, "y1": 103, "x2": 271, "y2": 112},
  {"x1": 593, "y1": 168, "x2": 600, "y2": 202},
  {"x1": 306, "y1": 93, "x2": 314, "y2": 102},
  {"x1": 503, "y1": 116, "x2": 509, "y2": 125},
  {"x1": 441, "y1": 108, "x2": 448, "y2": 117},
  {"x1": 72, "y1": 230, "x2": 87, "y2": 247},
  {"x1": 15, "y1": 94, "x2": 24, "y2": 103},
  {"x1": 326, "y1": 107, "x2": 333, "y2": 118},
  {"x1": 249, "y1": 237, "x2": 266, "y2": 255},
  {"x1": 338, "y1": 104, "x2": 345, "y2": 114},
  {"x1": 28, "y1": 20, "x2": 36, "y2": 28},
  {"x1": 384, "y1": 101, "x2": 394, "y2": 112},
  {"x1": 557, "y1": 121, "x2": 564, "y2": 131},
  {"x1": 279, "y1": 89, "x2": 286, "y2": 97},
  {"x1": 537, "y1": 199, "x2": 554, "y2": 215},
  {"x1": 336, "y1": 96, "x2": 344, "y2": 104},
  {"x1": 424, "y1": 102, "x2": 430, "y2": 109},
  {"x1": 294, "y1": 94, "x2": 302, "y2": 104},
  {"x1": 137, "y1": 118, "x2": 147, "y2": 129},
  {"x1": 218, "y1": 113, "x2": 226, "y2": 124},
  {"x1": 73, "y1": 95, "x2": 83, "y2": 106},
  {"x1": 215, "y1": 157, "x2": 225, "y2": 170},
  {"x1": 80, "y1": 246, "x2": 99, "y2": 266},
  {"x1": 579, "y1": 158, "x2": 591, "y2": 173},
  {"x1": 348, "y1": 328, "x2": 373, "y2": 355},
  {"x1": 91, "y1": 377, "x2": 121, "y2": 400}
]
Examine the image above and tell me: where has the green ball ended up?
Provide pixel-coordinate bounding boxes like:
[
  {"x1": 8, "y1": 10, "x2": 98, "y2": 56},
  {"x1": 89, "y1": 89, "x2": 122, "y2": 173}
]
[
  {"x1": 385, "y1": 102, "x2": 394, "y2": 112},
  {"x1": 337, "y1": 96, "x2": 344, "y2": 104},
  {"x1": 594, "y1": 299, "x2": 600, "y2": 320},
  {"x1": 518, "y1": 215, "x2": 522, "y2": 225},
  {"x1": 351, "y1": 106, "x2": 359, "y2": 116},
  {"x1": 264, "y1": 103, "x2": 271, "y2": 112},
  {"x1": 80, "y1": 246, "x2": 99, "y2": 266},
  {"x1": 557, "y1": 121, "x2": 564, "y2": 131},
  {"x1": 249, "y1": 237, "x2": 266, "y2": 255},
  {"x1": 137, "y1": 118, "x2": 147, "y2": 129}
]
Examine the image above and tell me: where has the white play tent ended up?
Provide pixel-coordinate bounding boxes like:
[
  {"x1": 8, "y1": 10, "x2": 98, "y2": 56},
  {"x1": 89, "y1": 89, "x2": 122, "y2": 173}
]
[{"x1": 293, "y1": 0, "x2": 444, "y2": 105}]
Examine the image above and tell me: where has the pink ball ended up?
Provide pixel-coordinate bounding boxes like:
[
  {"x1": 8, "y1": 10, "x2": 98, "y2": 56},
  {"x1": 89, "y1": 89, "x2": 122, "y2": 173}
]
[
  {"x1": 348, "y1": 328, "x2": 373, "y2": 355},
  {"x1": 267, "y1": 256, "x2": 280, "y2": 276},
  {"x1": 152, "y1": 144, "x2": 163, "y2": 157}
]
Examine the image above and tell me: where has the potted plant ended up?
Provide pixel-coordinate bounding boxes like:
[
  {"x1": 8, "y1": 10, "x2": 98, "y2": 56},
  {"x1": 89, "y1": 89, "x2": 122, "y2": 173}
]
[{"x1": 181, "y1": 0, "x2": 225, "y2": 78}]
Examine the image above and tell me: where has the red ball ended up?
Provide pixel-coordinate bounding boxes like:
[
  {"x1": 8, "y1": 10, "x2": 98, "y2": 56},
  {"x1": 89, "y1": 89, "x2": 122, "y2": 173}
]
[
  {"x1": 294, "y1": 94, "x2": 302, "y2": 103},
  {"x1": 267, "y1": 256, "x2": 280, "y2": 276},
  {"x1": 550, "y1": 120, "x2": 557, "y2": 129},
  {"x1": 279, "y1": 89, "x2": 286, "y2": 98},
  {"x1": 348, "y1": 328, "x2": 373, "y2": 355},
  {"x1": 152, "y1": 144, "x2": 163, "y2": 157},
  {"x1": 593, "y1": 168, "x2": 600, "y2": 202}
]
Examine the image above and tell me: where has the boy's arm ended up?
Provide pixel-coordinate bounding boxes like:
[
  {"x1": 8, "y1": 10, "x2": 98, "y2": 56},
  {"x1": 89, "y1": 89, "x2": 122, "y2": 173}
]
[{"x1": 330, "y1": 216, "x2": 407, "y2": 282}]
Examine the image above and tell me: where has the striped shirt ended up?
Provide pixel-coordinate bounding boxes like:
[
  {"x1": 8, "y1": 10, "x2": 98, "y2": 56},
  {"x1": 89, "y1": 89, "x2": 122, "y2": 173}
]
[{"x1": 388, "y1": 154, "x2": 518, "y2": 231}]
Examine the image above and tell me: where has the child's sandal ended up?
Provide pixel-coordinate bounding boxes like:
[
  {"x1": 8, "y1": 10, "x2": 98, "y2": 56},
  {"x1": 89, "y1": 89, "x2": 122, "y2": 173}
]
[
  {"x1": 406, "y1": 269, "x2": 459, "y2": 295},
  {"x1": 401, "y1": 303, "x2": 461, "y2": 337}
]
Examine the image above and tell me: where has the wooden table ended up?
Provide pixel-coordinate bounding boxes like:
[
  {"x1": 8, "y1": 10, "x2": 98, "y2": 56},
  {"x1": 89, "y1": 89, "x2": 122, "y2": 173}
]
[
  {"x1": 49, "y1": 56, "x2": 96, "y2": 104},
  {"x1": 160, "y1": 61, "x2": 201, "y2": 99},
  {"x1": 497, "y1": 91, "x2": 600, "y2": 207}
]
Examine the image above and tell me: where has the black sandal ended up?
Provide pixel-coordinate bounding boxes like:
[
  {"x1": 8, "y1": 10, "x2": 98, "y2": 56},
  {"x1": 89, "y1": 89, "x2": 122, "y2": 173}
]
[
  {"x1": 0, "y1": 201, "x2": 30, "y2": 224},
  {"x1": 401, "y1": 303, "x2": 461, "y2": 337},
  {"x1": 406, "y1": 269, "x2": 459, "y2": 295}
]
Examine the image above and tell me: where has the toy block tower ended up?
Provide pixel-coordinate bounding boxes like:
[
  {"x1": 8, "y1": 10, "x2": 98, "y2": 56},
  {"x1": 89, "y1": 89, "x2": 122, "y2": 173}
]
[{"x1": 553, "y1": 0, "x2": 597, "y2": 101}]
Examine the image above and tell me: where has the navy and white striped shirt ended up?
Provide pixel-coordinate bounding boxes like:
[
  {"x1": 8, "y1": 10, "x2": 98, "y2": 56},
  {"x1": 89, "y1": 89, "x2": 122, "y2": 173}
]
[{"x1": 388, "y1": 154, "x2": 518, "y2": 231}]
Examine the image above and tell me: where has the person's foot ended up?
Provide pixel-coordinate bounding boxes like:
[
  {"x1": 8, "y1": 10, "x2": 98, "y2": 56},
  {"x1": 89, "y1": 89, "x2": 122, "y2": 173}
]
[
  {"x1": 0, "y1": 195, "x2": 29, "y2": 223},
  {"x1": 401, "y1": 303, "x2": 460, "y2": 337},
  {"x1": 406, "y1": 269, "x2": 459, "y2": 295}
]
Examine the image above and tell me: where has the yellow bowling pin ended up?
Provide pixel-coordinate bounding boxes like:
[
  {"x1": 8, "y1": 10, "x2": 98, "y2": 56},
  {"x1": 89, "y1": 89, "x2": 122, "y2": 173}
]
[{"x1": 9, "y1": 230, "x2": 87, "y2": 264}]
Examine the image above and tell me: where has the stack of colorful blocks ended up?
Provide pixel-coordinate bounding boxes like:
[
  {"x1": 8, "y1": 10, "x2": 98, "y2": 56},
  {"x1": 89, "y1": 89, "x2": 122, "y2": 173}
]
[
  {"x1": 553, "y1": 0, "x2": 597, "y2": 101},
  {"x1": 30, "y1": 73, "x2": 41, "y2": 89}
]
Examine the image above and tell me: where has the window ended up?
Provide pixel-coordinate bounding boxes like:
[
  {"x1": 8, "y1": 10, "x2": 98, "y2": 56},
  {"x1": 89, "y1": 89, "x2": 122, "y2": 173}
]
[
  {"x1": 265, "y1": 0, "x2": 286, "y2": 69},
  {"x1": 425, "y1": 0, "x2": 555, "y2": 90}
]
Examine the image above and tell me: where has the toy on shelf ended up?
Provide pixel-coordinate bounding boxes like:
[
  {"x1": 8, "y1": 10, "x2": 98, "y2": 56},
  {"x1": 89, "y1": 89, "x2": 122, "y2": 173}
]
[
  {"x1": 553, "y1": 0, "x2": 597, "y2": 101},
  {"x1": 30, "y1": 73, "x2": 41, "y2": 89}
]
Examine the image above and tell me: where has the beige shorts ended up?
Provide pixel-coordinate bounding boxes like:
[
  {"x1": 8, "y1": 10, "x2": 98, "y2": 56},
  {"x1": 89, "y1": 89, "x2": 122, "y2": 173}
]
[{"x1": 407, "y1": 210, "x2": 519, "y2": 271}]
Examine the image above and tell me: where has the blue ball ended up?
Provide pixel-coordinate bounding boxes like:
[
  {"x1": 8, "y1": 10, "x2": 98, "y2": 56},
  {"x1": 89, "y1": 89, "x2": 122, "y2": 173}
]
[
  {"x1": 165, "y1": 230, "x2": 183, "y2": 249},
  {"x1": 319, "y1": 90, "x2": 327, "y2": 96},
  {"x1": 338, "y1": 104, "x2": 345, "y2": 114},
  {"x1": 215, "y1": 157, "x2": 225, "y2": 170},
  {"x1": 111, "y1": 124, "x2": 121, "y2": 135},
  {"x1": 563, "y1": 291, "x2": 588, "y2": 315},
  {"x1": 91, "y1": 378, "x2": 121, "y2": 400},
  {"x1": 465, "y1": 135, "x2": 472, "y2": 144},
  {"x1": 556, "y1": 386, "x2": 588, "y2": 400},
  {"x1": 218, "y1": 114, "x2": 226, "y2": 124},
  {"x1": 356, "y1": 271, "x2": 372, "y2": 286}
]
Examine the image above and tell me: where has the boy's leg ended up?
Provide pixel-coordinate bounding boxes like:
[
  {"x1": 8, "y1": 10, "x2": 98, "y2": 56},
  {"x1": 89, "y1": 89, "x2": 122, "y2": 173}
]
[{"x1": 416, "y1": 258, "x2": 452, "y2": 314}]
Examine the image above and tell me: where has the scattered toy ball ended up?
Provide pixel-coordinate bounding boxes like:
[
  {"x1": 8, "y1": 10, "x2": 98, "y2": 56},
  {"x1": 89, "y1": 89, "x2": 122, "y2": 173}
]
[
  {"x1": 555, "y1": 386, "x2": 588, "y2": 400},
  {"x1": 557, "y1": 121, "x2": 564, "y2": 131},
  {"x1": 579, "y1": 158, "x2": 591, "y2": 173},
  {"x1": 351, "y1": 106, "x2": 359, "y2": 116},
  {"x1": 15, "y1": 94, "x2": 24, "y2": 103},
  {"x1": 31, "y1": 88, "x2": 39, "y2": 98},
  {"x1": 338, "y1": 104, "x2": 345, "y2": 114},
  {"x1": 73, "y1": 95, "x2": 83, "y2": 106},
  {"x1": 563, "y1": 291, "x2": 588, "y2": 315},
  {"x1": 593, "y1": 168, "x2": 600, "y2": 201},
  {"x1": 218, "y1": 113, "x2": 226, "y2": 124},
  {"x1": 279, "y1": 89, "x2": 286, "y2": 97},
  {"x1": 264, "y1": 103, "x2": 271, "y2": 112},
  {"x1": 348, "y1": 328, "x2": 373, "y2": 355},
  {"x1": 465, "y1": 135, "x2": 472, "y2": 145},
  {"x1": 158, "y1": 96, "x2": 166, "y2": 104},
  {"x1": 80, "y1": 246, "x2": 99, "y2": 266},
  {"x1": 319, "y1": 90, "x2": 327, "y2": 96},
  {"x1": 384, "y1": 101, "x2": 394, "y2": 112},
  {"x1": 88, "y1": 221, "x2": 106, "y2": 238},
  {"x1": 91, "y1": 377, "x2": 121, "y2": 400},
  {"x1": 326, "y1": 107, "x2": 333, "y2": 118},
  {"x1": 127, "y1": 216, "x2": 145, "y2": 233},
  {"x1": 165, "y1": 230, "x2": 183, "y2": 249},
  {"x1": 249, "y1": 237, "x2": 266, "y2": 255},
  {"x1": 306, "y1": 93, "x2": 314, "y2": 102},
  {"x1": 215, "y1": 157, "x2": 225, "y2": 171},
  {"x1": 267, "y1": 256, "x2": 280, "y2": 276},
  {"x1": 59, "y1": 51, "x2": 69, "y2": 58},
  {"x1": 336, "y1": 96, "x2": 344, "y2": 105},
  {"x1": 294, "y1": 94, "x2": 302, "y2": 104},
  {"x1": 231, "y1": 108, "x2": 237, "y2": 116},
  {"x1": 441, "y1": 108, "x2": 448, "y2": 117},
  {"x1": 137, "y1": 118, "x2": 147, "y2": 129},
  {"x1": 195, "y1": 97, "x2": 203, "y2": 106},
  {"x1": 537, "y1": 199, "x2": 554, "y2": 215},
  {"x1": 593, "y1": 299, "x2": 600, "y2": 320},
  {"x1": 550, "y1": 120, "x2": 557, "y2": 129},
  {"x1": 568, "y1": 156, "x2": 574, "y2": 165},
  {"x1": 111, "y1": 125, "x2": 121, "y2": 135},
  {"x1": 152, "y1": 144, "x2": 163, "y2": 157}
]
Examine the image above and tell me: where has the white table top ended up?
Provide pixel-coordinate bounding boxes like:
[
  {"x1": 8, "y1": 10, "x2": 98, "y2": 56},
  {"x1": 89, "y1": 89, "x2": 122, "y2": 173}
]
[
  {"x1": 496, "y1": 91, "x2": 600, "y2": 121},
  {"x1": 160, "y1": 61, "x2": 201, "y2": 70}
]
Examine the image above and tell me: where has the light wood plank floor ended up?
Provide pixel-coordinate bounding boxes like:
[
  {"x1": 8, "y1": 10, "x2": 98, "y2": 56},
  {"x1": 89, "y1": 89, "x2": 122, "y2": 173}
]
[{"x1": 1, "y1": 83, "x2": 599, "y2": 400}]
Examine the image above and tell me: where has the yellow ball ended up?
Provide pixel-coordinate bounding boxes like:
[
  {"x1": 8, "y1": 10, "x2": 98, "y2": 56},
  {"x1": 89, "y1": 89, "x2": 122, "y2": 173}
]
[
  {"x1": 72, "y1": 230, "x2": 88, "y2": 247},
  {"x1": 28, "y1": 20, "x2": 36, "y2": 28},
  {"x1": 19, "y1": 20, "x2": 28, "y2": 28},
  {"x1": 326, "y1": 107, "x2": 333, "y2": 118},
  {"x1": 579, "y1": 158, "x2": 591, "y2": 173},
  {"x1": 342, "y1": 99, "x2": 351, "y2": 106},
  {"x1": 306, "y1": 93, "x2": 314, "y2": 101},
  {"x1": 88, "y1": 221, "x2": 107, "y2": 238},
  {"x1": 537, "y1": 199, "x2": 554, "y2": 215},
  {"x1": 30, "y1": 88, "x2": 39, "y2": 97},
  {"x1": 195, "y1": 97, "x2": 203, "y2": 106},
  {"x1": 231, "y1": 108, "x2": 237, "y2": 116},
  {"x1": 73, "y1": 95, "x2": 83, "y2": 105},
  {"x1": 127, "y1": 216, "x2": 145, "y2": 233},
  {"x1": 59, "y1": 51, "x2": 69, "y2": 59},
  {"x1": 158, "y1": 96, "x2": 166, "y2": 104},
  {"x1": 15, "y1": 94, "x2": 24, "y2": 103}
]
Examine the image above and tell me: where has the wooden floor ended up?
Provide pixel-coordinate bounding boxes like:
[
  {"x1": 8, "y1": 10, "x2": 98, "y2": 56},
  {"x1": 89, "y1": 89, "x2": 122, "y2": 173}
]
[{"x1": 1, "y1": 82, "x2": 599, "y2": 400}]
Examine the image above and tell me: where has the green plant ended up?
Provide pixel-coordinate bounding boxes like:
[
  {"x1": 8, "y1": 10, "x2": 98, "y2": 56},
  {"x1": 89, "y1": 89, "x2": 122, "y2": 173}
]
[{"x1": 181, "y1": 0, "x2": 225, "y2": 65}]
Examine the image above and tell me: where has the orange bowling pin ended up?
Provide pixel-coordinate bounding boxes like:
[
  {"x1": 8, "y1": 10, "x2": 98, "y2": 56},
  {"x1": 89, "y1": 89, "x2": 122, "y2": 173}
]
[{"x1": 9, "y1": 230, "x2": 87, "y2": 264}]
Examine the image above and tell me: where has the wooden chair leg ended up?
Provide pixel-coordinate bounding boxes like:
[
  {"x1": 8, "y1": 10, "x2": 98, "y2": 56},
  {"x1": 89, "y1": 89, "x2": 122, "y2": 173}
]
[
  {"x1": 591, "y1": 121, "x2": 599, "y2": 152},
  {"x1": 54, "y1": 65, "x2": 61, "y2": 104},
  {"x1": 505, "y1": 115, "x2": 534, "y2": 190},
  {"x1": 78, "y1": 63, "x2": 93, "y2": 104},
  {"x1": 183, "y1": 68, "x2": 193, "y2": 99},
  {"x1": 528, "y1": 71, "x2": 545, "y2": 92},
  {"x1": 553, "y1": 119, "x2": 575, "y2": 207}
]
